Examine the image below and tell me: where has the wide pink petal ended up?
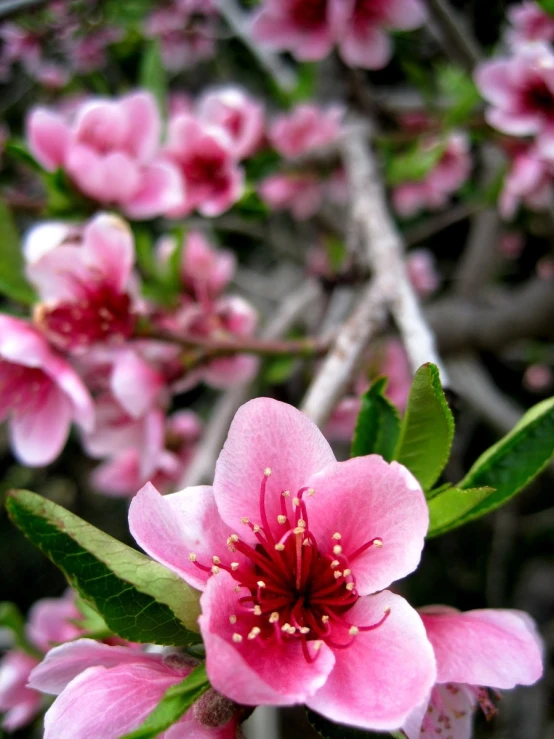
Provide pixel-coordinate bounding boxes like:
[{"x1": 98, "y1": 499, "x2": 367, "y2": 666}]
[
  {"x1": 1, "y1": 695, "x2": 42, "y2": 732},
  {"x1": 65, "y1": 143, "x2": 107, "y2": 201},
  {"x1": 42, "y1": 353, "x2": 95, "y2": 433},
  {"x1": 338, "y1": 26, "x2": 391, "y2": 70},
  {"x1": 123, "y1": 160, "x2": 185, "y2": 219},
  {"x1": 420, "y1": 608, "x2": 543, "y2": 688},
  {"x1": 486, "y1": 107, "x2": 540, "y2": 136},
  {"x1": 26, "y1": 108, "x2": 70, "y2": 171},
  {"x1": 403, "y1": 685, "x2": 473, "y2": 739},
  {"x1": 26, "y1": 593, "x2": 80, "y2": 652},
  {"x1": 43, "y1": 662, "x2": 179, "y2": 739},
  {"x1": 120, "y1": 91, "x2": 161, "y2": 161},
  {"x1": 23, "y1": 221, "x2": 72, "y2": 265},
  {"x1": 82, "y1": 213, "x2": 134, "y2": 293},
  {"x1": 10, "y1": 384, "x2": 72, "y2": 466},
  {"x1": 474, "y1": 59, "x2": 519, "y2": 108},
  {"x1": 91, "y1": 451, "x2": 143, "y2": 497},
  {"x1": 0, "y1": 315, "x2": 52, "y2": 367},
  {"x1": 199, "y1": 571, "x2": 335, "y2": 705},
  {"x1": 129, "y1": 482, "x2": 243, "y2": 591},
  {"x1": 26, "y1": 244, "x2": 90, "y2": 302},
  {"x1": 213, "y1": 398, "x2": 335, "y2": 540},
  {"x1": 305, "y1": 457, "x2": 427, "y2": 595},
  {"x1": 203, "y1": 355, "x2": 259, "y2": 389},
  {"x1": 381, "y1": 0, "x2": 426, "y2": 30},
  {"x1": 29, "y1": 639, "x2": 159, "y2": 695},
  {"x1": 98, "y1": 152, "x2": 141, "y2": 204},
  {"x1": 306, "y1": 591, "x2": 436, "y2": 731},
  {"x1": 110, "y1": 349, "x2": 163, "y2": 419}
]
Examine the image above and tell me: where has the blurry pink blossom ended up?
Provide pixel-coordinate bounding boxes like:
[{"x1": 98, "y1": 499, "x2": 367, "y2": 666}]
[
  {"x1": 32, "y1": 62, "x2": 69, "y2": 90},
  {"x1": 259, "y1": 172, "x2": 324, "y2": 220},
  {"x1": 499, "y1": 146, "x2": 553, "y2": 219},
  {"x1": 506, "y1": 2, "x2": 554, "y2": 45},
  {"x1": 197, "y1": 87, "x2": 265, "y2": 160},
  {"x1": 25, "y1": 214, "x2": 138, "y2": 353},
  {"x1": 0, "y1": 315, "x2": 94, "y2": 466},
  {"x1": 163, "y1": 115, "x2": 244, "y2": 217},
  {"x1": 403, "y1": 606, "x2": 543, "y2": 739},
  {"x1": 523, "y1": 363, "x2": 553, "y2": 393},
  {"x1": 269, "y1": 103, "x2": 343, "y2": 158},
  {"x1": 406, "y1": 249, "x2": 440, "y2": 299},
  {"x1": 27, "y1": 91, "x2": 183, "y2": 219},
  {"x1": 65, "y1": 28, "x2": 124, "y2": 74},
  {"x1": 392, "y1": 133, "x2": 472, "y2": 217}
]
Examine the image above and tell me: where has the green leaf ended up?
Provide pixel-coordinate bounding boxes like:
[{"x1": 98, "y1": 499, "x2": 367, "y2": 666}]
[
  {"x1": 351, "y1": 378, "x2": 401, "y2": 462},
  {"x1": 263, "y1": 355, "x2": 297, "y2": 385},
  {"x1": 452, "y1": 397, "x2": 554, "y2": 525},
  {"x1": 306, "y1": 709, "x2": 403, "y2": 739},
  {"x1": 140, "y1": 40, "x2": 167, "y2": 117},
  {"x1": 0, "y1": 200, "x2": 37, "y2": 304},
  {"x1": 5, "y1": 141, "x2": 45, "y2": 173},
  {"x1": 0, "y1": 602, "x2": 40, "y2": 656},
  {"x1": 538, "y1": 0, "x2": 554, "y2": 17},
  {"x1": 122, "y1": 663, "x2": 210, "y2": 739},
  {"x1": 6, "y1": 490, "x2": 201, "y2": 646},
  {"x1": 427, "y1": 486, "x2": 495, "y2": 537},
  {"x1": 386, "y1": 141, "x2": 446, "y2": 186},
  {"x1": 393, "y1": 363, "x2": 454, "y2": 491},
  {"x1": 436, "y1": 64, "x2": 481, "y2": 127}
]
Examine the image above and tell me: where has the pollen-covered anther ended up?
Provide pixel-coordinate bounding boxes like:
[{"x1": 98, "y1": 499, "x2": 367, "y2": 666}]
[
  {"x1": 333, "y1": 545, "x2": 342, "y2": 555},
  {"x1": 297, "y1": 519, "x2": 306, "y2": 528},
  {"x1": 299, "y1": 626, "x2": 310, "y2": 634},
  {"x1": 292, "y1": 497, "x2": 300, "y2": 508},
  {"x1": 248, "y1": 627, "x2": 261, "y2": 640},
  {"x1": 264, "y1": 467, "x2": 272, "y2": 477},
  {"x1": 257, "y1": 580, "x2": 266, "y2": 588},
  {"x1": 345, "y1": 582, "x2": 355, "y2": 591},
  {"x1": 281, "y1": 623, "x2": 296, "y2": 634},
  {"x1": 274, "y1": 543, "x2": 285, "y2": 551},
  {"x1": 188, "y1": 552, "x2": 197, "y2": 562},
  {"x1": 293, "y1": 526, "x2": 305, "y2": 535},
  {"x1": 231, "y1": 562, "x2": 239, "y2": 571},
  {"x1": 233, "y1": 586, "x2": 241, "y2": 593},
  {"x1": 321, "y1": 615, "x2": 330, "y2": 623},
  {"x1": 343, "y1": 568, "x2": 351, "y2": 576},
  {"x1": 330, "y1": 560, "x2": 340, "y2": 569},
  {"x1": 373, "y1": 538, "x2": 383, "y2": 548},
  {"x1": 282, "y1": 490, "x2": 290, "y2": 498},
  {"x1": 332, "y1": 532, "x2": 342, "y2": 540},
  {"x1": 211, "y1": 565, "x2": 220, "y2": 575},
  {"x1": 307, "y1": 488, "x2": 315, "y2": 497},
  {"x1": 269, "y1": 612, "x2": 279, "y2": 623},
  {"x1": 232, "y1": 633, "x2": 243, "y2": 643},
  {"x1": 277, "y1": 515, "x2": 287, "y2": 524},
  {"x1": 229, "y1": 614, "x2": 237, "y2": 624},
  {"x1": 212, "y1": 556, "x2": 220, "y2": 565},
  {"x1": 227, "y1": 535, "x2": 239, "y2": 544},
  {"x1": 252, "y1": 525, "x2": 261, "y2": 533},
  {"x1": 240, "y1": 517, "x2": 249, "y2": 524},
  {"x1": 349, "y1": 626, "x2": 359, "y2": 636},
  {"x1": 334, "y1": 571, "x2": 343, "y2": 579},
  {"x1": 253, "y1": 605, "x2": 262, "y2": 616}
]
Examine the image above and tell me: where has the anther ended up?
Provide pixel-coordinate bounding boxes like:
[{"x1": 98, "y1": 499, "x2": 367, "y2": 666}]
[
  {"x1": 257, "y1": 581, "x2": 266, "y2": 588},
  {"x1": 293, "y1": 526, "x2": 305, "y2": 535},
  {"x1": 308, "y1": 488, "x2": 315, "y2": 497},
  {"x1": 332, "y1": 532, "x2": 342, "y2": 540},
  {"x1": 227, "y1": 535, "x2": 239, "y2": 544},
  {"x1": 274, "y1": 543, "x2": 285, "y2": 551},
  {"x1": 188, "y1": 553, "x2": 197, "y2": 562},
  {"x1": 264, "y1": 467, "x2": 272, "y2": 477},
  {"x1": 334, "y1": 571, "x2": 343, "y2": 579},
  {"x1": 321, "y1": 615, "x2": 330, "y2": 623},
  {"x1": 277, "y1": 515, "x2": 287, "y2": 524},
  {"x1": 229, "y1": 615, "x2": 237, "y2": 624},
  {"x1": 248, "y1": 627, "x2": 261, "y2": 640},
  {"x1": 299, "y1": 626, "x2": 310, "y2": 634},
  {"x1": 349, "y1": 626, "x2": 359, "y2": 636},
  {"x1": 234, "y1": 586, "x2": 241, "y2": 593},
  {"x1": 333, "y1": 545, "x2": 342, "y2": 555},
  {"x1": 343, "y1": 568, "x2": 351, "y2": 576},
  {"x1": 282, "y1": 490, "x2": 290, "y2": 497},
  {"x1": 232, "y1": 633, "x2": 243, "y2": 643},
  {"x1": 211, "y1": 566, "x2": 220, "y2": 575},
  {"x1": 293, "y1": 497, "x2": 300, "y2": 508},
  {"x1": 253, "y1": 525, "x2": 261, "y2": 533},
  {"x1": 297, "y1": 519, "x2": 306, "y2": 528},
  {"x1": 330, "y1": 560, "x2": 340, "y2": 568},
  {"x1": 231, "y1": 562, "x2": 239, "y2": 571},
  {"x1": 241, "y1": 517, "x2": 249, "y2": 524},
  {"x1": 212, "y1": 556, "x2": 220, "y2": 565},
  {"x1": 269, "y1": 612, "x2": 280, "y2": 623},
  {"x1": 345, "y1": 582, "x2": 355, "y2": 591},
  {"x1": 374, "y1": 538, "x2": 383, "y2": 548},
  {"x1": 253, "y1": 605, "x2": 262, "y2": 616}
]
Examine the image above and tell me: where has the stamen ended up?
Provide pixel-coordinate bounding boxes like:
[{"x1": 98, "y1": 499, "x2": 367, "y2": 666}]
[
  {"x1": 277, "y1": 515, "x2": 287, "y2": 525},
  {"x1": 269, "y1": 612, "x2": 279, "y2": 623},
  {"x1": 232, "y1": 633, "x2": 243, "y2": 643},
  {"x1": 349, "y1": 537, "x2": 383, "y2": 561},
  {"x1": 274, "y1": 543, "x2": 285, "y2": 551},
  {"x1": 231, "y1": 562, "x2": 239, "y2": 571},
  {"x1": 332, "y1": 533, "x2": 342, "y2": 540},
  {"x1": 345, "y1": 583, "x2": 355, "y2": 591},
  {"x1": 330, "y1": 560, "x2": 340, "y2": 569},
  {"x1": 188, "y1": 553, "x2": 196, "y2": 561},
  {"x1": 229, "y1": 614, "x2": 237, "y2": 624},
  {"x1": 349, "y1": 626, "x2": 359, "y2": 636},
  {"x1": 297, "y1": 519, "x2": 306, "y2": 528},
  {"x1": 257, "y1": 581, "x2": 266, "y2": 588},
  {"x1": 282, "y1": 490, "x2": 290, "y2": 497},
  {"x1": 334, "y1": 571, "x2": 343, "y2": 579},
  {"x1": 241, "y1": 517, "x2": 249, "y2": 524},
  {"x1": 313, "y1": 640, "x2": 323, "y2": 650},
  {"x1": 333, "y1": 545, "x2": 342, "y2": 555},
  {"x1": 343, "y1": 568, "x2": 351, "y2": 576},
  {"x1": 253, "y1": 605, "x2": 262, "y2": 616},
  {"x1": 211, "y1": 566, "x2": 220, "y2": 575},
  {"x1": 299, "y1": 626, "x2": 310, "y2": 634},
  {"x1": 308, "y1": 488, "x2": 315, "y2": 497},
  {"x1": 321, "y1": 615, "x2": 330, "y2": 624},
  {"x1": 264, "y1": 467, "x2": 272, "y2": 477},
  {"x1": 212, "y1": 556, "x2": 220, "y2": 564},
  {"x1": 293, "y1": 497, "x2": 300, "y2": 508},
  {"x1": 248, "y1": 627, "x2": 261, "y2": 640}
]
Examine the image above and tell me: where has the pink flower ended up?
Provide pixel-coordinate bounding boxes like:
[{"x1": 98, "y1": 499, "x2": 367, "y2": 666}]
[
  {"x1": 0, "y1": 591, "x2": 82, "y2": 731},
  {"x1": 499, "y1": 146, "x2": 554, "y2": 218},
  {"x1": 406, "y1": 249, "x2": 440, "y2": 299},
  {"x1": 252, "y1": 0, "x2": 334, "y2": 62},
  {"x1": 26, "y1": 91, "x2": 183, "y2": 219},
  {"x1": 129, "y1": 398, "x2": 436, "y2": 730},
  {"x1": 506, "y1": 2, "x2": 554, "y2": 45},
  {"x1": 402, "y1": 606, "x2": 543, "y2": 739},
  {"x1": 270, "y1": 104, "x2": 344, "y2": 158},
  {"x1": 29, "y1": 641, "x2": 237, "y2": 738},
  {"x1": 259, "y1": 173, "x2": 324, "y2": 219},
  {"x1": 0, "y1": 315, "x2": 94, "y2": 466},
  {"x1": 25, "y1": 214, "x2": 137, "y2": 353},
  {"x1": 330, "y1": 0, "x2": 426, "y2": 70},
  {"x1": 197, "y1": 87, "x2": 265, "y2": 160},
  {"x1": 523, "y1": 363, "x2": 553, "y2": 392},
  {"x1": 475, "y1": 44, "x2": 554, "y2": 154},
  {"x1": 392, "y1": 133, "x2": 472, "y2": 217},
  {"x1": 163, "y1": 115, "x2": 244, "y2": 217}
]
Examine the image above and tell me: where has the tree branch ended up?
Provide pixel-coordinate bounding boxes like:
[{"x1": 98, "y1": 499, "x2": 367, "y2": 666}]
[{"x1": 426, "y1": 0, "x2": 482, "y2": 72}]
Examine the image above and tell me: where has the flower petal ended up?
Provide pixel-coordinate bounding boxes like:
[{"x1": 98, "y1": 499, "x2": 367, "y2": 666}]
[
  {"x1": 26, "y1": 108, "x2": 70, "y2": 171},
  {"x1": 306, "y1": 591, "x2": 436, "y2": 731},
  {"x1": 306, "y1": 457, "x2": 428, "y2": 594},
  {"x1": 213, "y1": 398, "x2": 335, "y2": 539},
  {"x1": 199, "y1": 571, "x2": 335, "y2": 706},
  {"x1": 82, "y1": 213, "x2": 134, "y2": 294}
]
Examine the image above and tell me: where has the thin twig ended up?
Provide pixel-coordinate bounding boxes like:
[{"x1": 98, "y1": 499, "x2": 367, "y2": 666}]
[
  {"x1": 426, "y1": 0, "x2": 482, "y2": 72},
  {"x1": 403, "y1": 202, "x2": 480, "y2": 248}
]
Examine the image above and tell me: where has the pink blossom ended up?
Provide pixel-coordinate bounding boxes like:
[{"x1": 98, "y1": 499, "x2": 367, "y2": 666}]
[
  {"x1": 0, "y1": 22, "x2": 41, "y2": 70},
  {"x1": 251, "y1": 0, "x2": 334, "y2": 62},
  {"x1": 475, "y1": 43, "x2": 554, "y2": 153},
  {"x1": 499, "y1": 146, "x2": 554, "y2": 219},
  {"x1": 0, "y1": 315, "x2": 94, "y2": 466},
  {"x1": 269, "y1": 104, "x2": 344, "y2": 158},
  {"x1": 29, "y1": 641, "x2": 237, "y2": 738},
  {"x1": 330, "y1": 0, "x2": 427, "y2": 70},
  {"x1": 163, "y1": 115, "x2": 244, "y2": 217},
  {"x1": 523, "y1": 363, "x2": 553, "y2": 392},
  {"x1": 25, "y1": 214, "x2": 137, "y2": 353},
  {"x1": 32, "y1": 62, "x2": 69, "y2": 90},
  {"x1": 506, "y1": 2, "x2": 554, "y2": 46},
  {"x1": 26, "y1": 91, "x2": 183, "y2": 219},
  {"x1": 259, "y1": 173, "x2": 324, "y2": 220},
  {"x1": 197, "y1": 87, "x2": 265, "y2": 160},
  {"x1": 129, "y1": 398, "x2": 436, "y2": 729},
  {"x1": 402, "y1": 606, "x2": 543, "y2": 739},
  {"x1": 65, "y1": 28, "x2": 124, "y2": 74},
  {"x1": 406, "y1": 249, "x2": 440, "y2": 299},
  {"x1": 392, "y1": 133, "x2": 472, "y2": 217}
]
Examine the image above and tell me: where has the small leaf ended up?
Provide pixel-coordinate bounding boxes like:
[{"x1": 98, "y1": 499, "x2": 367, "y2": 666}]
[
  {"x1": 306, "y1": 709, "x2": 403, "y2": 739},
  {"x1": 6, "y1": 490, "x2": 201, "y2": 646},
  {"x1": 394, "y1": 363, "x2": 454, "y2": 491},
  {"x1": 453, "y1": 397, "x2": 554, "y2": 525},
  {"x1": 121, "y1": 663, "x2": 210, "y2": 739},
  {"x1": 386, "y1": 142, "x2": 445, "y2": 186},
  {"x1": 140, "y1": 40, "x2": 167, "y2": 116},
  {"x1": 0, "y1": 199, "x2": 37, "y2": 304},
  {"x1": 427, "y1": 487, "x2": 495, "y2": 537},
  {"x1": 351, "y1": 378, "x2": 401, "y2": 462},
  {"x1": 0, "y1": 602, "x2": 40, "y2": 656},
  {"x1": 5, "y1": 141, "x2": 45, "y2": 173}
]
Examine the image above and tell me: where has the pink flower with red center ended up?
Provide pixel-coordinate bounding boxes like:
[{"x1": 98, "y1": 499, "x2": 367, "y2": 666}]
[
  {"x1": 129, "y1": 398, "x2": 436, "y2": 730},
  {"x1": 506, "y1": 2, "x2": 554, "y2": 46},
  {"x1": 259, "y1": 172, "x2": 324, "y2": 220},
  {"x1": 402, "y1": 606, "x2": 543, "y2": 739},
  {"x1": 163, "y1": 115, "x2": 244, "y2": 217},
  {"x1": 0, "y1": 315, "x2": 94, "y2": 466},
  {"x1": 25, "y1": 214, "x2": 137, "y2": 354},
  {"x1": 392, "y1": 133, "x2": 472, "y2": 218},
  {"x1": 499, "y1": 145, "x2": 554, "y2": 218},
  {"x1": 476, "y1": 43, "x2": 554, "y2": 155},
  {"x1": 252, "y1": 0, "x2": 334, "y2": 62},
  {"x1": 197, "y1": 87, "x2": 265, "y2": 161},
  {"x1": 29, "y1": 641, "x2": 238, "y2": 739},
  {"x1": 269, "y1": 104, "x2": 344, "y2": 158},
  {"x1": 330, "y1": 0, "x2": 427, "y2": 70},
  {"x1": 0, "y1": 591, "x2": 83, "y2": 732},
  {"x1": 26, "y1": 91, "x2": 183, "y2": 219}
]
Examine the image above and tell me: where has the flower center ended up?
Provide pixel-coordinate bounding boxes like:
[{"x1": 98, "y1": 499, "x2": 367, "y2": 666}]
[
  {"x1": 290, "y1": 0, "x2": 328, "y2": 31},
  {"x1": 190, "y1": 469, "x2": 389, "y2": 661}
]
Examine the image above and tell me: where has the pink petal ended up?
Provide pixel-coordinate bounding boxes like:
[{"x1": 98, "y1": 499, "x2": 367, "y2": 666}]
[
  {"x1": 97, "y1": 152, "x2": 141, "y2": 204},
  {"x1": 23, "y1": 221, "x2": 72, "y2": 265},
  {"x1": 129, "y1": 482, "x2": 244, "y2": 591},
  {"x1": 403, "y1": 685, "x2": 473, "y2": 739},
  {"x1": 381, "y1": 0, "x2": 426, "y2": 29},
  {"x1": 0, "y1": 315, "x2": 53, "y2": 366},
  {"x1": 338, "y1": 26, "x2": 391, "y2": 70},
  {"x1": 91, "y1": 451, "x2": 143, "y2": 497},
  {"x1": 203, "y1": 355, "x2": 259, "y2": 389},
  {"x1": 2, "y1": 695, "x2": 42, "y2": 732},
  {"x1": 26, "y1": 244, "x2": 91, "y2": 302},
  {"x1": 10, "y1": 384, "x2": 72, "y2": 466},
  {"x1": 65, "y1": 143, "x2": 107, "y2": 201},
  {"x1": 199, "y1": 571, "x2": 335, "y2": 705},
  {"x1": 213, "y1": 398, "x2": 335, "y2": 540},
  {"x1": 120, "y1": 91, "x2": 161, "y2": 161},
  {"x1": 43, "y1": 663, "x2": 179, "y2": 739},
  {"x1": 26, "y1": 108, "x2": 70, "y2": 171},
  {"x1": 30, "y1": 639, "x2": 159, "y2": 695},
  {"x1": 306, "y1": 591, "x2": 436, "y2": 731},
  {"x1": 474, "y1": 59, "x2": 519, "y2": 108},
  {"x1": 43, "y1": 354, "x2": 95, "y2": 433},
  {"x1": 110, "y1": 349, "x2": 163, "y2": 419},
  {"x1": 26, "y1": 593, "x2": 80, "y2": 652},
  {"x1": 305, "y1": 457, "x2": 427, "y2": 595},
  {"x1": 486, "y1": 107, "x2": 540, "y2": 136},
  {"x1": 82, "y1": 213, "x2": 134, "y2": 293},
  {"x1": 420, "y1": 608, "x2": 544, "y2": 689},
  {"x1": 124, "y1": 160, "x2": 185, "y2": 220}
]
